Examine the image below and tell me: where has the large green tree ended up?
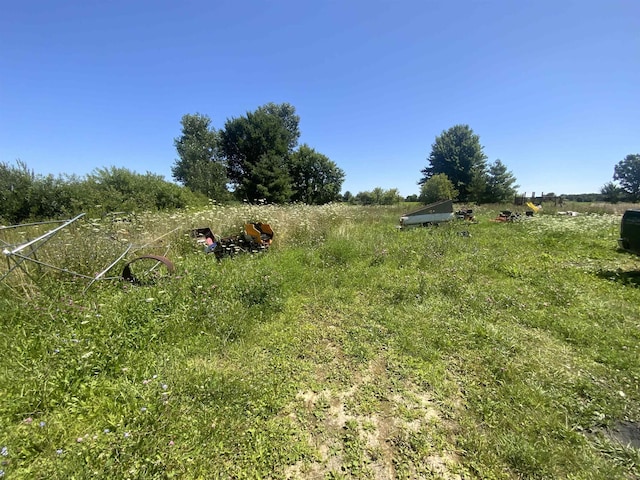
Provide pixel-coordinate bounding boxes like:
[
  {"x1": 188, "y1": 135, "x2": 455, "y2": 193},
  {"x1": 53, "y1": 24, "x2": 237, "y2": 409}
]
[
  {"x1": 485, "y1": 159, "x2": 519, "y2": 203},
  {"x1": 600, "y1": 181, "x2": 623, "y2": 203},
  {"x1": 467, "y1": 169, "x2": 489, "y2": 204},
  {"x1": 613, "y1": 154, "x2": 640, "y2": 201},
  {"x1": 247, "y1": 153, "x2": 293, "y2": 204},
  {"x1": 220, "y1": 103, "x2": 300, "y2": 202},
  {"x1": 420, "y1": 125, "x2": 488, "y2": 202},
  {"x1": 172, "y1": 113, "x2": 229, "y2": 200},
  {"x1": 418, "y1": 173, "x2": 458, "y2": 204},
  {"x1": 289, "y1": 144, "x2": 345, "y2": 204}
]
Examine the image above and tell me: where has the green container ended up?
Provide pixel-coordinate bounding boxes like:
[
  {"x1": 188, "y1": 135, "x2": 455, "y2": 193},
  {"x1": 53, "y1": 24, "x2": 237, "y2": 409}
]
[{"x1": 618, "y1": 209, "x2": 640, "y2": 255}]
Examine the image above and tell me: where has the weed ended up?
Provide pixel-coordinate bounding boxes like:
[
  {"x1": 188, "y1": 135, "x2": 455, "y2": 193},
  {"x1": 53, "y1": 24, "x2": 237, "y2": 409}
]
[{"x1": 0, "y1": 203, "x2": 639, "y2": 478}]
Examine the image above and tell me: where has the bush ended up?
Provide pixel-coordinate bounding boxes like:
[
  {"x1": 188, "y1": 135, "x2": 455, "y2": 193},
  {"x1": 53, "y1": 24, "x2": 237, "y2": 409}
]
[{"x1": 0, "y1": 162, "x2": 207, "y2": 223}]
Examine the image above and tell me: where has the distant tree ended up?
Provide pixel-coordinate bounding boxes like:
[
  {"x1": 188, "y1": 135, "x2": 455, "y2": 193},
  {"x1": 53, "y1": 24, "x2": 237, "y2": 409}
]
[
  {"x1": 0, "y1": 160, "x2": 35, "y2": 223},
  {"x1": 485, "y1": 159, "x2": 519, "y2": 203},
  {"x1": 371, "y1": 187, "x2": 385, "y2": 204},
  {"x1": 354, "y1": 190, "x2": 374, "y2": 205},
  {"x1": 613, "y1": 154, "x2": 640, "y2": 201},
  {"x1": 563, "y1": 193, "x2": 603, "y2": 202},
  {"x1": 261, "y1": 102, "x2": 301, "y2": 152},
  {"x1": 87, "y1": 167, "x2": 195, "y2": 212},
  {"x1": 405, "y1": 194, "x2": 418, "y2": 202},
  {"x1": 563, "y1": 193, "x2": 603, "y2": 203},
  {"x1": 353, "y1": 188, "x2": 402, "y2": 205},
  {"x1": 342, "y1": 191, "x2": 353, "y2": 203},
  {"x1": 380, "y1": 188, "x2": 403, "y2": 205},
  {"x1": 420, "y1": 125, "x2": 488, "y2": 201},
  {"x1": 600, "y1": 181, "x2": 623, "y2": 203},
  {"x1": 28, "y1": 174, "x2": 75, "y2": 220},
  {"x1": 172, "y1": 113, "x2": 229, "y2": 201},
  {"x1": 289, "y1": 144, "x2": 345, "y2": 204},
  {"x1": 220, "y1": 102, "x2": 300, "y2": 202},
  {"x1": 418, "y1": 173, "x2": 458, "y2": 204}
]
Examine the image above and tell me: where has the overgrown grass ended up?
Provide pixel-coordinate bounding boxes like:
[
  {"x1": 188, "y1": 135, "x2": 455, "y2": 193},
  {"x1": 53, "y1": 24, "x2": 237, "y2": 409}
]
[{"x1": 1, "y1": 203, "x2": 639, "y2": 478}]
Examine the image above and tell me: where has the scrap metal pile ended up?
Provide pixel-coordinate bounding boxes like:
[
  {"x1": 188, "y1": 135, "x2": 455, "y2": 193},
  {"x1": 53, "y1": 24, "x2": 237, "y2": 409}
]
[
  {"x1": 492, "y1": 210, "x2": 535, "y2": 222},
  {"x1": 192, "y1": 223, "x2": 274, "y2": 260}
]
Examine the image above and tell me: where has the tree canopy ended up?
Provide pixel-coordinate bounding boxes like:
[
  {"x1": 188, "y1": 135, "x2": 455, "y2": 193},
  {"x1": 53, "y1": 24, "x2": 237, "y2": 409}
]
[
  {"x1": 600, "y1": 181, "x2": 623, "y2": 203},
  {"x1": 174, "y1": 103, "x2": 344, "y2": 205},
  {"x1": 351, "y1": 188, "x2": 402, "y2": 205},
  {"x1": 613, "y1": 154, "x2": 640, "y2": 201},
  {"x1": 220, "y1": 103, "x2": 300, "y2": 203},
  {"x1": 486, "y1": 159, "x2": 519, "y2": 203},
  {"x1": 290, "y1": 145, "x2": 345, "y2": 204},
  {"x1": 172, "y1": 113, "x2": 229, "y2": 200},
  {"x1": 420, "y1": 125, "x2": 488, "y2": 202},
  {"x1": 418, "y1": 173, "x2": 458, "y2": 204}
]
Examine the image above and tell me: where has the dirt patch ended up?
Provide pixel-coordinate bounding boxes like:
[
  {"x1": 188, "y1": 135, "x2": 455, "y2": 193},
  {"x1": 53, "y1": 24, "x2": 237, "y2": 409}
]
[
  {"x1": 606, "y1": 421, "x2": 640, "y2": 449},
  {"x1": 284, "y1": 354, "x2": 464, "y2": 479}
]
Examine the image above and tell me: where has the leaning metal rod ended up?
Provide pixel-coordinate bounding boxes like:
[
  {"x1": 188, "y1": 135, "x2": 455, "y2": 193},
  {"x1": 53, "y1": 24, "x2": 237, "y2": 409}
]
[
  {"x1": 83, "y1": 244, "x2": 133, "y2": 294},
  {"x1": 5, "y1": 252, "x2": 95, "y2": 280},
  {"x1": 0, "y1": 254, "x2": 32, "y2": 283},
  {"x1": 4, "y1": 213, "x2": 85, "y2": 256},
  {"x1": 0, "y1": 217, "x2": 77, "y2": 249},
  {"x1": 1, "y1": 214, "x2": 86, "y2": 281},
  {"x1": 137, "y1": 226, "x2": 182, "y2": 250},
  {"x1": 0, "y1": 218, "x2": 70, "y2": 231},
  {"x1": 0, "y1": 254, "x2": 40, "y2": 285}
]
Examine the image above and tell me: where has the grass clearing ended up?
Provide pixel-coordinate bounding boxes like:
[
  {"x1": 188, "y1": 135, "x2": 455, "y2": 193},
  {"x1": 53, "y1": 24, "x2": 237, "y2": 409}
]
[{"x1": 1, "y1": 202, "x2": 639, "y2": 478}]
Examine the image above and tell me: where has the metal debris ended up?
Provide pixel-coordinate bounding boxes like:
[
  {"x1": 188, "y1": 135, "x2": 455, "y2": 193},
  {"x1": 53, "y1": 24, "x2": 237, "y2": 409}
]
[{"x1": 192, "y1": 223, "x2": 274, "y2": 260}]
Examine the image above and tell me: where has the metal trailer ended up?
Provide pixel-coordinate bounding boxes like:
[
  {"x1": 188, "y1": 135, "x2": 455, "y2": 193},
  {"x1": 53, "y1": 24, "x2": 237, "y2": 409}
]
[{"x1": 399, "y1": 199, "x2": 454, "y2": 228}]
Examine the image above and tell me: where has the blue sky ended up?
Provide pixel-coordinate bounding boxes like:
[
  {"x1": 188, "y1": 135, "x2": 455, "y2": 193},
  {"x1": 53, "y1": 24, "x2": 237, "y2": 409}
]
[{"x1": 1, "y1": 1, "x2": 638, "y2": 197}]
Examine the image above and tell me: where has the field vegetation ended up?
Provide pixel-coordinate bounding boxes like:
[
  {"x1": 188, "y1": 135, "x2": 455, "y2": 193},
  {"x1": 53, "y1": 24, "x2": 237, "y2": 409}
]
[{"x1": 1, "y1": 201, "x2": 639, "y2": 479}]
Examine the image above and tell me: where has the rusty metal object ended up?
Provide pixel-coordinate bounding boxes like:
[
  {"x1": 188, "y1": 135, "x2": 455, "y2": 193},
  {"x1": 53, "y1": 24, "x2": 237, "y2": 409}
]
[
  {"x1": 121, "y1": 255, "x2": 174, "y2": 284},
  {"x1": 192, "y1": 223, "x2": 274, "y2": 260}
]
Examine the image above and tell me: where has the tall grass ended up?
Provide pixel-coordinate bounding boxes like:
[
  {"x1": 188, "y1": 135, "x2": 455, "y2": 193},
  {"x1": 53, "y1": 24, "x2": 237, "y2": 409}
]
[{"x1": 0, "y1": 202, "x2": 638, "y2": 478}]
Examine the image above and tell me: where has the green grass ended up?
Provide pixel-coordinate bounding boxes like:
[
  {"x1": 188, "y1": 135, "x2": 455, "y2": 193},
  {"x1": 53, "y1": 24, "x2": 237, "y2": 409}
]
[{"x1": 1, "y1": 203, "x2": 639, "y2": 478}]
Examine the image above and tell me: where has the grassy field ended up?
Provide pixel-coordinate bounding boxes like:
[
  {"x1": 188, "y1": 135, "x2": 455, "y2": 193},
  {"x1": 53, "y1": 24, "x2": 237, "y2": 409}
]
[{"x1": 1, "y1": 202, "x2": 639, "y2": 479}]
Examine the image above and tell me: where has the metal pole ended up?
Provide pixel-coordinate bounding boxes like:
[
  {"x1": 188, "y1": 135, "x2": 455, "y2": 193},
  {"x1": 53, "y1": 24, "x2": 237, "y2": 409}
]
[
  {"x1": 0, "y1": 218, "x2": 70, "y2": 231},
  {"x1": 3, "y1": 213, "x2": 85, "y2": 256},
  {"x1": 83, "y1": 244, "x2": 133, "y2": 293}
]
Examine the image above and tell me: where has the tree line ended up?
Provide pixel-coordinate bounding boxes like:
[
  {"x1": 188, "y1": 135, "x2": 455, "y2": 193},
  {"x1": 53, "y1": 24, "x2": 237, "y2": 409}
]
[
  {"x1": 341, "y1": 188, "x2": 403, "y2": 205},
  {"x1": 7, "y1": 101, "x2": 632, "y2": 226},
  {"x1": 172, "y1": 103, "x2": 345, "y2": 205},
  {"x1": 174, "y1": 113, "x2": 522, "y2": 207},
  {"x1": 0, "y1": 162, "x2": 204, "y2": 224},
  {"x1": 419, "y1": 125, "x2": 640, "y2": 206},
  {"x1": 0, "y1": 121, "x2": 525, "y2": 225}
]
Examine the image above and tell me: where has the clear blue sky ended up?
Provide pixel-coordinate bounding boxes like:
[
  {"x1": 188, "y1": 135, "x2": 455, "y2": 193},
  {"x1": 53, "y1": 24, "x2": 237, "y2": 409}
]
[{"x1": 1, "y1": 0, "x2": 638, "y2": 197}]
